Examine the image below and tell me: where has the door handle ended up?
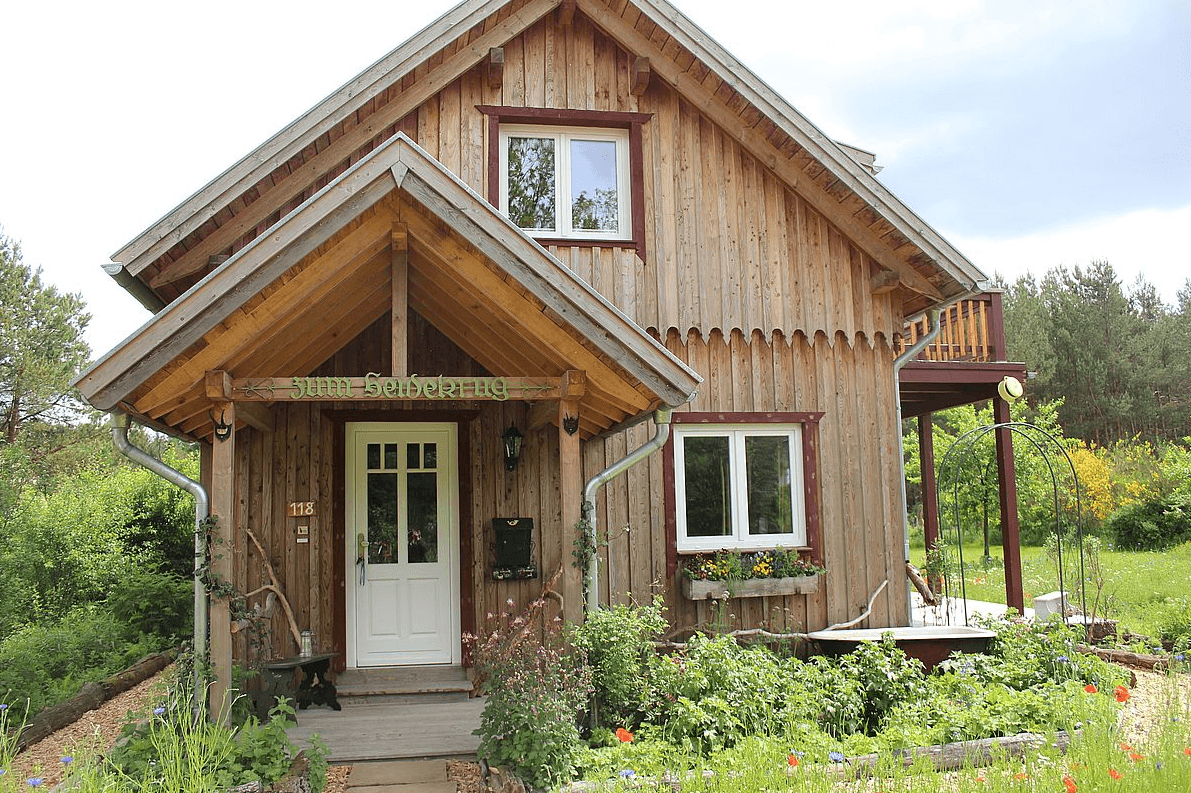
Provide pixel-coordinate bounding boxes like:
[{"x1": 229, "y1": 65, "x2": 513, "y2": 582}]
[{"x1": 356, "y1": 532, "x2": 367, "y2": 585}]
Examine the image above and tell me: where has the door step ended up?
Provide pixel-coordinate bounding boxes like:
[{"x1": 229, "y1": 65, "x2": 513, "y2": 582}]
[{"x1": 335, "y1": 665, "x2": 474, "y2": 706}]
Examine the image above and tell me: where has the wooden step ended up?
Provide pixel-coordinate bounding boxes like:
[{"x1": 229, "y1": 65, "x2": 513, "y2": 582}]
[{"x1": 334, "y1": 665, "x2": 473, "y2": 706}]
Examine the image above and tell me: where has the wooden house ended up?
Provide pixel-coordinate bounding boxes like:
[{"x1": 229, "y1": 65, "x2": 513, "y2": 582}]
[{"x1": 75, "y1": 0, "x2": 993, "y2": 709}]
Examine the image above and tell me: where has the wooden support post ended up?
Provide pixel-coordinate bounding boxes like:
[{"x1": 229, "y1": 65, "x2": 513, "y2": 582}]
[
  {"x1": 559, "y1": 370, "x2": 586, "y2": 623},
  {"x1": 919, "y1": 413, "x2": 939, "y2": 552},
  {"x1": 391, "y1": 225, "x2": 408, "y2": 377},
  {"x1": 994, "y1": 398, "x2": 1025, "y2": 613},
  {"x1": 209, "y1": 400, "x2": 236, "y2": 723},
  {"x1": 487, "y1": 47, "x2": 504, "y2": 90}
]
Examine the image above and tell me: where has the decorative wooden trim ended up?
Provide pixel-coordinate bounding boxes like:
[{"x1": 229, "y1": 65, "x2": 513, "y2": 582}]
[
  {"x1": 558, "y1": 0, "x2": 576, "y2": 27},
  {"x1": 630, "y1": 57, "x2": 650, "y2": 96},
  {"x1": 486, "y1": 47, "x2": 504, "y2": 90},
  {"x1": 229, "y1": 375, "x2": 564, "y2": 402},
  {"x1": 870, "y1": 268, "x2": 900, "y2": 295},
  {"x1": 664, "y1": 411, "x2": 825, "y2": 575},
  {"x1": 682, "y1": 574, "x2": 822, "y2": 600},
  {"x1": 477, "y1": 105, "x2": 651, "y2": 262},
  {"x1": 391, "y1": 225, "x2": 409, "y2": 377}
]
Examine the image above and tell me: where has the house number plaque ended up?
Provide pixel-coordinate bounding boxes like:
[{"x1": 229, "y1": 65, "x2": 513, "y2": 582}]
[{"x1": 287, "y1": 501, "x2": 316, "y2": 517}]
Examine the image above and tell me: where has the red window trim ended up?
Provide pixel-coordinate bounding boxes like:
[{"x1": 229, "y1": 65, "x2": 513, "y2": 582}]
[
  {"x1": 663, "y1": 411, "x2": 824, "y2": 577},
  {"x1": 477, "y1": 105, "x2": 649, "y2": 262}
]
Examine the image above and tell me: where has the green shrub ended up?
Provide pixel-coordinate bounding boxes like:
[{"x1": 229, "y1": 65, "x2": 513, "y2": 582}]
[
  {"x1": 833, "y1": 632, "x2": 926, "y2": 733},
  {"x1": 568, "y1": 600, "x2": 666, "y2": 728},
  {"x1": 467, "y1": 600, "x2": 592, "y2": 791},
  {"x1": 108, "y1": 566, "x2": 193, "y2": 639},
  {"x1": 1107, "y1": 494, "x2": 1191, "y2": 551},
  {"x1": 1150, "y1": 596, "x2": 1191, "y2": 648}
]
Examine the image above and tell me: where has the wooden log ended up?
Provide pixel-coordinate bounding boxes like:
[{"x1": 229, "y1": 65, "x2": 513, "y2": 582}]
[
  {"x1": 1078, "y1": 643, "x2": 1164, "y2": 673},
  {"x1": 842, "y1": 730, "x2": 1077, "y2": 777},
  {"x1": 14, "y1": 649, "x2": 178, "y2": 750},
  {"x1": 264, "y1": 750, "x2": 311, "y2": 793}
]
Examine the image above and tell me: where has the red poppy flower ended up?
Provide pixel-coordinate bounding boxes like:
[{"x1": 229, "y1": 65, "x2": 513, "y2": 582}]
[
  {"x1": 1109, "y1": 767, "x2": 1123, "y2": 779},
  {"x1": 1130, "y1": 752, "x2": 1144, "y2": 762},
  {"x1": 975, "y1": 775, "x2": 985, "y2": 783},
  {"x1": 1084, "y1": 684, "x2": 1098, "y2": 694},
  {"x1": 615, "y1": 727, "x2": 633, "y2": 743},
  {"x1": 1014, "y1": 772, "x2": 1029, "y2": 780},
  {"x1": 787, "y1": 754, "x2": 799, "y2": 767},
  {"x1": 1115, "y1": 685, "x2": 1131, "y2": 703},
  {"x1": 1185, "y1": 746, "x2": 1191, "y2": 756},
  {"x1": 1063, "y1": 774, "x2": 1078, "y2": 793},
  {"x1": 1119, "y1": 742, "x2": 1133, "y2": 751}
]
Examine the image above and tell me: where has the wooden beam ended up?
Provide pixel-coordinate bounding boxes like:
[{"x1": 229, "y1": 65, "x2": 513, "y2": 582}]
[
  {"x1": 559, "y1": 395, "x2": 583, "y2": 622},
  {"x1": 204, "y1": 370, "x2": 233, "y2": 400},
  {"x1": 870, "y1": 268, "x2": 900, "y2": 295},
  {"x1": 527, "y1": 400, "x2": 557, "y2": 432},
  {"x1": 630, "y1": 56, "x2": 650, "y2": 96},
  {"x1": 572, "y1": 0, "x2": 945, "y2": 303},
  {"x1": 919, "y1": 413, "x2": 939, "y2": 555},
  {"x1": 132, "y1": 0, "x2": 562, "y2": 283},
  {"x1": 995, "y1": 398, "x2": 1024, "y2": 614},
  {"x1": 558, "y1": 0, "x2": 576, "y2": 27},
  {"x1": 236, "y1": 401, "x2": 274, "y2": 434},
  {"x1": 391, "y1": 225, "x2": 409, "y2": 377},
  {"x1": 208, "y1": 403, "x2": 236, "y2": 723},
  {"x1": 487, "y1": 47, "x2": 504, "y2": 90}
]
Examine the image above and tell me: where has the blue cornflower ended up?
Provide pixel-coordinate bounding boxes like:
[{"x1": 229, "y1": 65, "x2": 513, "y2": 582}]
[
  {"x1": 1176, "y1": 654, "x2": 1185, "y2": 662},
  {"x1": 618, "y1": 769, "x2": 636, "y2": 779},
  {"x1": 153, "y1": 707, "x2": 166, "y2": 716},
  {"x1": 1156, "y1": 761, "x2": 1164, "y2": 770},
  {"x1": 0, "y1": 703, "x2": 8, "y2": 710},
  {"x1": 828, "y1": 751, "x2": 845, "y2": 763},
  {"x1": 1056, "y1": 655, "x2": 1069, "y2": 663},
  {"x1": 1, "y1": 769, "x2": 7, "y2": 777},
  {"x1": 61, "y1": 756, "x2": 73, "y2": 765},
  {"x1": 790, "y1": 750, "x2": 805, "y2": 758},
  {"x1": 27, "y1": 778, "x2": 43, "y2": 787}
]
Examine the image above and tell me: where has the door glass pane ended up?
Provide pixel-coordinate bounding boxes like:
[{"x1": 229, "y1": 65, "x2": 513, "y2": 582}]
[
  {"x1": 407, "y1": 472, "x2": 438, "y2": 563},
  {"x1": 424, "y1": 443, "x2": 437, "y2": 469},
  {"x1": 384, "y1": 443, "x2": 399, "y2": 470},
  {"x1": 407, "y1": 443, "x2": 421, "y2": 470},
  {"x1": 745, "y1": 435, "x2": 794, "y2": 536},
  {"x1": 570, "y1": 138, "x2": 618, "y2": 232},
  {"x1": 366, "y1": 443, "x2": 380, "y2": 470},
  {"x1": 507, "y1": 136, "x2": 556, "y2": 231},
  {"x1": 682, "y1": 435, "x2": 732, "y2": 538},
  {"x1": 367, "y1": 472, "x2": 398, "y2": 563}
]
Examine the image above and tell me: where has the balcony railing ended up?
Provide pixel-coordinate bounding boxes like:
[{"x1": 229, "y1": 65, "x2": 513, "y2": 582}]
[{"x1": 896, "y1": 291, "x2": 1007, "y2": 363}]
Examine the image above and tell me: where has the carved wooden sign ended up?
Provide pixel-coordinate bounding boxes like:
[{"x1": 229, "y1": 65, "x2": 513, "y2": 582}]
[{"x1": 229, "y1": 373, "x2": 563, "y2": 402}]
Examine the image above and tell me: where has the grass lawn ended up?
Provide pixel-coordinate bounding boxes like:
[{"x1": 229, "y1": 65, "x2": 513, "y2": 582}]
[{"x1": 910, "y1": 539, "x2": 1191, "y2": 640}]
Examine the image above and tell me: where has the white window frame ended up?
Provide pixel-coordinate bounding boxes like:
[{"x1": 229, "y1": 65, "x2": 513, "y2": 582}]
[
  {"x1": 673, "y1": 423, "x2": 807, "y2": 552},
  {"x1": 498, "y1": 124, "x2": 631, "y2": 241}
]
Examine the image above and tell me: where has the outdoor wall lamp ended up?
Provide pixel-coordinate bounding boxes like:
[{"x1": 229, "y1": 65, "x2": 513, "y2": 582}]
[
  {"x1": 997, "y1": 375, "x2": 1024, "y2": 404},
  {"x1": 502, "y1": 423, "x2": 524, "y2": 471}
]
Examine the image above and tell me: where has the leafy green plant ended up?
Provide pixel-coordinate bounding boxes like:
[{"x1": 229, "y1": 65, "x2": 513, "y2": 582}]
[
  {"x1": 834, "y1": 633, "x2": 925, "y2": 733},
  {"x1": 466, "y1": 599, "x2": 592, "y2": 791},
  {"x1": 569, "y1": 600, "x2": 667, "y2": 728},
  {"x1": 1108, "y1": 494, "x2": 1191, "y2": 551},
  {"x1": 107, "y1": 566, "x2": 193, "y2": 639}
]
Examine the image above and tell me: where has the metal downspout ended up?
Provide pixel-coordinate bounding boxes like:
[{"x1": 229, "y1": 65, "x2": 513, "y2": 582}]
[
  {"x1": 582, "y1": 407, "x2": 674, "y2": 615},
  {"x1": 893, "y1": 309, "x2": 941, "y2": 620},
  {"x1": 111, "y1": 412, "x2": 210, "y2": 711}
]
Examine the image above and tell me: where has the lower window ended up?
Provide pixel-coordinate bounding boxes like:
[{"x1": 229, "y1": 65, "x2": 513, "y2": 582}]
[{"x1": 675, "y1": 424, "x2": 806, "y2": 551}]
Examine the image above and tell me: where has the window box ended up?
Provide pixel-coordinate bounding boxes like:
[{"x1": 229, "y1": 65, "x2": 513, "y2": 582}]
[{"x1": 682, "y1": 573, "x2": 823, "y2": 600}]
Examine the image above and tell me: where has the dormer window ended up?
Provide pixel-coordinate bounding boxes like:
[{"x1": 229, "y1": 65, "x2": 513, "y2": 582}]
[{"x1": 479, "y1": 106, "x2": 649, "y2": 259}]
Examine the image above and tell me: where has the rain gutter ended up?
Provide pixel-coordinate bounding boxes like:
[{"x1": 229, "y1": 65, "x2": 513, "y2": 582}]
[
  {"x1": 581, "y1": 407, "x2": 674, "y2": 615},
  {"x1": 111, "y1": 411, "x2": 209, "y2": 712}
]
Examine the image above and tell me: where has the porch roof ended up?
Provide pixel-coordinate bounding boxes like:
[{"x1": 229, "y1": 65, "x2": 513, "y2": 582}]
[{"x1": 74, "y1": 134, "x2": 701, "y2": 441}]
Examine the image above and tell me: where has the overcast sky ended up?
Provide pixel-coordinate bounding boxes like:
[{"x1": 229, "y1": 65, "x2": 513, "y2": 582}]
[{"x1": 2, "y1": 0, "x2": 1187, "y2": 357}]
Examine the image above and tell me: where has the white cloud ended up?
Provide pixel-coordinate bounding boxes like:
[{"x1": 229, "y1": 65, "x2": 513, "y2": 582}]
[{"x1": 947, "y1": 206, "x2": 1191, "y2": 304}]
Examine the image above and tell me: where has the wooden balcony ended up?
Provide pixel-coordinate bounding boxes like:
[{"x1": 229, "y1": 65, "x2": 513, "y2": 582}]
[{"x1": 897, "y1": 291, "x2": 1027, "y2": 419}]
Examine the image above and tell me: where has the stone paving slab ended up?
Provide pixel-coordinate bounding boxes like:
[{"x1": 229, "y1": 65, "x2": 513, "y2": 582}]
[{"x1": 348, "y1": 759, "x2": 448, "y2": 787}]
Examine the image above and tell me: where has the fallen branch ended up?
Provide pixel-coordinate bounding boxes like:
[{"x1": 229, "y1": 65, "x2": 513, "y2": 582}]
[
  {"x1": 842, "y1": 730, "x2": 1077, "y2": 778},
  {"x1": 1077, "y1": 643, "x2": 1165, "y2": 673},
  {"x1": 825, "y1": 579, "x2": 888, "y2": 631},
  {"x1": 906, "y1": 562, "x2": 937, "y2": 606}
]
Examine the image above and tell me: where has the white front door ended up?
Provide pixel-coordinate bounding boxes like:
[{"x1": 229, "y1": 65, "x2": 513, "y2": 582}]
[{"x1": 346, "y1": 422, "x2": 460, "y2": 667}]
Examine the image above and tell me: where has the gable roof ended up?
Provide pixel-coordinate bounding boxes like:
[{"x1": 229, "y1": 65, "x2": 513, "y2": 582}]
[
  {"x1": 108, "y1": 0, "x2": 986, "y2": 317},
  {"x1": 76, "y1": 133, "x2": 701, "y2": 440}
]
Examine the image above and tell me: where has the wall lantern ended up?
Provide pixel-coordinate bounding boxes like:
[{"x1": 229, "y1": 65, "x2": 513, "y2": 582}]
[
  {"x1": 502, "y1": 423, "x2": 524, "y2": 471},
  {"x1": 998, "y1": 375, "x2": 1024, "y2": 404}
]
